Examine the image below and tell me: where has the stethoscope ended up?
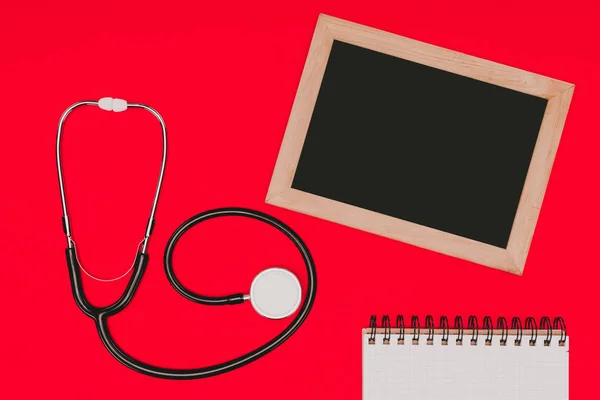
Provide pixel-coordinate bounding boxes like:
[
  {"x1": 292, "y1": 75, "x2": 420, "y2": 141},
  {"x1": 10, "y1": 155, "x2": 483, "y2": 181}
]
[{"x1": 56, "y1": 97, "x2": 317, "y2": 379}]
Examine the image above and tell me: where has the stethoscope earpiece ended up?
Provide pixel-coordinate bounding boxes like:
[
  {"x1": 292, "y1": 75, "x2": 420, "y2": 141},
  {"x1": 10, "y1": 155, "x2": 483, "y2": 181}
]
[{"x1": 249, "y1": 268, "x2": 302, "y2": 320}]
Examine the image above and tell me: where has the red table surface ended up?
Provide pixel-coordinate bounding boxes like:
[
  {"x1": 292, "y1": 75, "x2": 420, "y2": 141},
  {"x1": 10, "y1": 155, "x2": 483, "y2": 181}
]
[{"x1": 1, "y1": 1, "x2": 598, "y2": 398}]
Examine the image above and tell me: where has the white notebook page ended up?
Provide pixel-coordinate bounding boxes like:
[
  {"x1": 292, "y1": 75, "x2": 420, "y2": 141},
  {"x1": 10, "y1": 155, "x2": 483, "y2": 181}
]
[{"x1": 363, "y1": 333, "x2": 568, "y2": 400}]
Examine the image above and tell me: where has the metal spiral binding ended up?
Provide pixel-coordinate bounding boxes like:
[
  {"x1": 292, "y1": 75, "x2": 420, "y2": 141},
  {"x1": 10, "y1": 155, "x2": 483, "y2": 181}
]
[
  {"x1": 553, "y1": 317, "x2": 567, "y2": 346},
  {"x1": 468, "y1": 316, "x2": 479, "y2": 346},
  {"x1": 483, "y1": 316, "x2": 493, "y2": 346},
  {"x1": 511, "y1": 317, "x2": 523, "y2": 346},
  {"x1": 426, "y1": 315, "x2": 435, "y2": 345},
  {"x1": 440, "y1": 316, "x2": 449, "y2": 346},
  {"x1": 497, "y1": 316, "x2": 508, "y2": 346},
  {"x1": 382, "y1": 315, "x2": 391, "y2": 345},
  {"x1": 411, "y1": 315, "x2": 420, "y2": 345},
  {"x1": 525, "y1": 317, "x2": 538, "y2": 346},
  {"x1": 396, "y1": 315, "x2": 405, "y2": 345},
  {"x1": 540, "y1": 316, "x2": 552, "y2": 346},
  {"x1": 367, "y1": 315, "x2": 567, "y2": 347},
  {"x1": 369, "y1": 315, "x2": 377, "y2": 345},
  {"x1": 454, "y1": 316, "x2": 464, "y2": 346}
]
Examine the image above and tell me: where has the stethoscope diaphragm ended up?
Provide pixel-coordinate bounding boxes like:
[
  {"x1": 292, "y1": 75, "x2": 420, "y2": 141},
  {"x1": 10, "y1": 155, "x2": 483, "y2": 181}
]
[{"x1": 249, "y1": 268, "x2": 302, "y2": 319}]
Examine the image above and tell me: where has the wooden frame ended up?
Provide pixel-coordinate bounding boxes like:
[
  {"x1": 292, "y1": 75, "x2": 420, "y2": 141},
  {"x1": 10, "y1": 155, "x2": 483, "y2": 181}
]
[{"x1": 266, "y1": 14, "x2": 574, "y2": 275}]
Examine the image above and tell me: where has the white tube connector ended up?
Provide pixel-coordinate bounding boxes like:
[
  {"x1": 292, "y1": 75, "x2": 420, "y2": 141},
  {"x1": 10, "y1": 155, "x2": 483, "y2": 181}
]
[{"x1": 98, "y1": 97, "x2": 128, "y2": 112}]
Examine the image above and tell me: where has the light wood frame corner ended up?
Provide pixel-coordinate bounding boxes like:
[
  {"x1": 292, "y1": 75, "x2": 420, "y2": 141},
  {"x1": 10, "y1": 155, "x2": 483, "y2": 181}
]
[{"x1": 266, "y1": 14, "x2": 575, "y2": 275}]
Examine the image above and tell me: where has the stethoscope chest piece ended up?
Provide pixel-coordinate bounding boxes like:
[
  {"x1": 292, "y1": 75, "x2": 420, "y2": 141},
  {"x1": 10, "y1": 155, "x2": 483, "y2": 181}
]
[{"x1": 250, "y1": 268, "x2": 302, "y2": 319}]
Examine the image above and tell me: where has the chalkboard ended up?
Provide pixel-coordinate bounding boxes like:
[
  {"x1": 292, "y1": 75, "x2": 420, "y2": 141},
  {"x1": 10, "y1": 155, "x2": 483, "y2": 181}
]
[
  {"x1": 292, "y1": 40, "x2": 547, "y2": 249},
  {"x1": 267, "y1": 15, "x2": 574, "y2": 274}
]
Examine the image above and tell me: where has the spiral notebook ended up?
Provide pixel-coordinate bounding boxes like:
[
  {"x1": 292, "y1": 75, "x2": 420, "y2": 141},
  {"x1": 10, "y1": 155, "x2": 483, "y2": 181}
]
[{"x1": 363, "y1": 315, "x2": 569, "y2": 400}]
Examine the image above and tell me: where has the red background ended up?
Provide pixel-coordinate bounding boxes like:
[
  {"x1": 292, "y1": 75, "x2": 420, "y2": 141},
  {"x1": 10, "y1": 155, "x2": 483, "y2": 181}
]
[{"x1": 1, "y1": 1, "x2": 598, "y2": 398}]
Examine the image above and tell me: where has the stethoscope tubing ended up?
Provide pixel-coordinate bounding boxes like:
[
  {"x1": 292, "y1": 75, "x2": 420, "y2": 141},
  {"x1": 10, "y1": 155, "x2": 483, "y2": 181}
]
[{"x1": 66, "y1": 207, "x2": 317, "y2": 379}]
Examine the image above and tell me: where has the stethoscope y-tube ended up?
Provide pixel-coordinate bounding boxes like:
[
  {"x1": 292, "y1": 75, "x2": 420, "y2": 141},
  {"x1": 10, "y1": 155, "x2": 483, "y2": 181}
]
[{"x1": 58, "y1": 98, "x2": 317, "y2": 379}]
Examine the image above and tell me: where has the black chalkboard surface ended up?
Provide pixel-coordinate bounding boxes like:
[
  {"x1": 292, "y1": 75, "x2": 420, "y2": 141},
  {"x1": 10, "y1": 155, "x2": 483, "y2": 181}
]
[
  {"x1": 267, "y1": 15, "x2": 574, "y2": 274},
  {"x1": 292, "y1": 40, "x2": 548, "y2": 249}
]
